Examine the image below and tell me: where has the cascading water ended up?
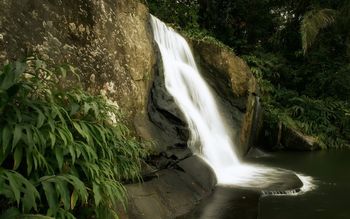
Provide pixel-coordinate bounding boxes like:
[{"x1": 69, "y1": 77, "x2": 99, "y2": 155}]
[
  {"x1": 150, "y1": 15, "x2": 316, "y2": 191},
  {"x1": 150, "y1": 15, "x2": 240, "y2": 182}
]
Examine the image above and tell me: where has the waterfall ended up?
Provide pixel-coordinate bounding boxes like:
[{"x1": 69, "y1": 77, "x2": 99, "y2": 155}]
[
  {"x1": 150, "y1": 15, "x2": 316, "y2": 190},
  {"x1": 151, "y1": 15, "x2": 240, "y2": 183}
]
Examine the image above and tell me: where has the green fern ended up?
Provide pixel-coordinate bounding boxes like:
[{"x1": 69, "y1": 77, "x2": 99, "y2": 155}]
[
  {"x1": 301, "y1": 9, "x2": 338, "y2": 54},
  {"x1": 263, "y1": 88, "x2": 350, "y2": 149}
]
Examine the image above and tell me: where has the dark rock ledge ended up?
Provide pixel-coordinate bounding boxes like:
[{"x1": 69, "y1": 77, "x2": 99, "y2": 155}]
[
  {"x1": 118, "y1": 151, "x2": 217, "y2": 219},
  {"x1": 118, "y1": 150, "x2": 303, "y2": 219}
]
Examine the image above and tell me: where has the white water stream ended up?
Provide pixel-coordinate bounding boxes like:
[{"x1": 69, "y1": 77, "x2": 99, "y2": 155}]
[{"x1": 150, "y1": 15, "x2": 315, "y2": 191}]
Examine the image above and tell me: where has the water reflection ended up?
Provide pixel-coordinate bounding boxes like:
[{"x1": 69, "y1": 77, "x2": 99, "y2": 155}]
[{"x1": 181, "y1": 187, "x2": 259, "y2": 219}]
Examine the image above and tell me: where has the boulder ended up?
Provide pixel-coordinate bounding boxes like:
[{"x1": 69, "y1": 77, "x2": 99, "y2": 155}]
[
  {"x1": 120, "y1": 156, "x2": 216, "y2": 219},
  {"x1": 260, "y1": 121, "x2": 321, "y2": 151},
  {"x1": 147, "y1": 53, "x2": 190, "y2": 150},
  {"x1": 0, "y1": 0, "x2": 156, "y2": 130},
  {"x1": 281, "y1": 125, "x2": 321, "y2": 151}
]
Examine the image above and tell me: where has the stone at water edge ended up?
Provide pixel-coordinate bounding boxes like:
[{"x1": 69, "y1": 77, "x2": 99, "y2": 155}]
[{"x1": 281, "y1": 125, "x2": 321, "y2": 151}]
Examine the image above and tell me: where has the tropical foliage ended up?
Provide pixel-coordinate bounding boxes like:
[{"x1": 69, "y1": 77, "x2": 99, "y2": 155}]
[
  {"x1": 244, "y1": 52, "x2": 350, "y2": 149},
  {"x1": 0, "y1": 58, "x2": 148, "y2": 218},
  {"x1": 148, "y1": 0, "x2": 200, "y2": 30},
  {"x1": 301, "y1": 9, "x2": 337, "y2": 54}
]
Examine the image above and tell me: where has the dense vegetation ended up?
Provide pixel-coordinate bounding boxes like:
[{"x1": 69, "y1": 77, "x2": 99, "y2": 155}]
[
  {"x1": 0, "y1": 59, "x2": 148, "y2": 218},
  {"x1": 148, "y1": 0, "x2": 350, "y2": 149}
]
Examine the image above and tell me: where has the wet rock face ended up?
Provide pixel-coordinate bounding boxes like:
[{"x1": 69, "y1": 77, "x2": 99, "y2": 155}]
[
  {"x1": 147, "y1": 39, "x2": 260, "y2": 154},
  {"x1": 191, "y1": 40, "x2": 259, "y2": 156},
  {"x1": 147, "y1": 52, "x2": 190, "y2": 150},
  {"x1": 0, "y1": 0, "x2": 155, "y2": 122}
]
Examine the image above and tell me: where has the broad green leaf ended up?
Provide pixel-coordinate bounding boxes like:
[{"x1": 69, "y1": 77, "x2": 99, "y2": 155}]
[
  {"x1": 55, "y1": 147, "x2": 64, "y2": 171},
  {"x1": 6, "y1": 171, "x2": 21, "y2": 206},
  {"x1": 26, "y1": 151, "x2": 33, "y2": 174},
  {"x1": 32, "y1": 126, "x2": 45, "y2": 147},
  {"x1": 2, "y1": 125, "x2": 11, "y2": 153},
  {"x1": 64, "y1": 175, "x2": 88, "y2": 203},
  {"x1": 54, "y1": 178, "x2": 70, "y2": 210},
  {"x1": 57, "y1": 128, "x2": 68, "y2": 146},
  {"x1": 93, "y1": 182, "x2": 102, "y2": 206},
  {"x1": 68, "y1": 144, "x2": 76, "y2": 164},
  {"x1": 49, "y1": 132, "x2": 56, "y2": 148},
  {"x1": 36, "y1": 109, "x2": 45, "y2": 128},
  {"x1": 23, "y1": 126, "x2": 34, "y2": 149},
  {"x1": 42, "y1": 181, "x2": 58, "y2": 213},
  {"x1": 13, "y1": 147, "x2": 23, "y2": 170},
  {"x1": 12, "y1": 125, "x2": 22, "y2": 149},
  {"x1": 97, "y1": 126, "x2": 107, "y2": 145},
  {"x1": 72, "y1": 122, "x2": 84, "y2": 138},
  {"x1": 14, "y1": 107, "x2": 22, "y2": 123},
  {"x1": 33, "y1": 154, "x2": 38, "y2": 170},
  {"x1": 47, "y1": 116, "x2": 55, "y2": 132},
  {"x1": 22, "y1": 189, "x2": 39, "y2": 212},
  {"x1": 0, "y1": 171, "x2": 39, "y2": 211},
  {"x1": 80, "y1": 122, "x2": 94, "y2": 146},
  {"x1": 70, "y1": 190, "x2": 79, "y2": 209}
]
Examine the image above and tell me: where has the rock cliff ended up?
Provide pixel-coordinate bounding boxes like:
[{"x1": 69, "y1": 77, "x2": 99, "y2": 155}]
[{"x1": 0, "y1": 0, "x2": 155, "y2": 129}]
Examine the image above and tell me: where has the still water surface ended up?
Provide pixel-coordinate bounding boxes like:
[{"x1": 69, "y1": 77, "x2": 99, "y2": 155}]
[{"x1": 256, "y1": 150, "x2": 350, "y2": 219}]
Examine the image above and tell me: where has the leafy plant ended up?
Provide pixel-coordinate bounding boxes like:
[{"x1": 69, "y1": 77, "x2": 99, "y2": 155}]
[
  {"x1": 301, "y1": 8, "x2": 338, "y2": 54},
  {"x1": 262, "y1": 88, "x2": 350, "y2": 149},
  {"x1": 244, "y1": 51, "x2": 350, "y2": 149},
  {"x1": 243, "y1": 52, "x2": 286, "y2": 95},
  {"x1": 148, "y1": 0, "x2": 200, "y2": 30},
  {"x1": 0, "y1": 58, "x2": 148, "y2": 218}
]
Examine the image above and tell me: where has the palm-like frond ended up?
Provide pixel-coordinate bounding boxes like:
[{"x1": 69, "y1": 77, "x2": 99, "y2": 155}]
[{"x1": 301, "y1": 9, "x2": 338, "y2": 54}]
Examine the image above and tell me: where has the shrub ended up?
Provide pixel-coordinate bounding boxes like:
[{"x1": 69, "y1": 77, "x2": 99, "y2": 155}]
[
  {"x1": 0, "y1": 58, "x2": 148, "y2": 218},
  {"x1": 263, "y1": 88, "x2": 350, "y2": 149},
  {"x1": 148, "y1": 0, "x2": 200, "y2": 30},
  {"x1": 244, "y1": 52, "x2": 350, "y2": 149}
]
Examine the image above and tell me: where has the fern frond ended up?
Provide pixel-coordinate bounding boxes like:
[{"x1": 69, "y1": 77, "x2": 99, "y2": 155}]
[{"x1": 301, "y1": 9, "x2": 338, "y2": 54}]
